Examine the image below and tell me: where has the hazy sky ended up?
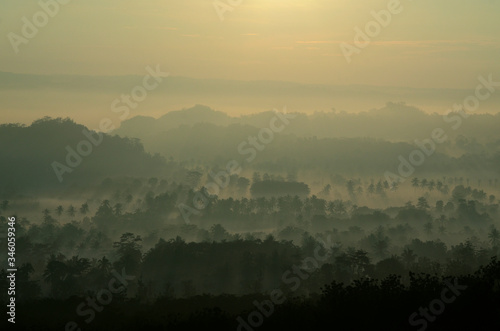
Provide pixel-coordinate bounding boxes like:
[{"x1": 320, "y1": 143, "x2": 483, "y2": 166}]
[{"x1": 1, "y1": 0, "x2": 499, "y2": 89}]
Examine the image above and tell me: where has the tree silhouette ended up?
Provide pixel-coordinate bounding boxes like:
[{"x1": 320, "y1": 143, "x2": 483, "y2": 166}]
[
  {"x1": 488, "y1": 226, "x2": 500, "y2": 247},
  {"x1": 67, "y1": 205, "x2": 76, "y2": 217},
  {"x1": 55, "y1": 205, "x2": 64, "y2": 216},
  {"x1": 79, "y1": 202, "x2": 89, "y2": 215}
]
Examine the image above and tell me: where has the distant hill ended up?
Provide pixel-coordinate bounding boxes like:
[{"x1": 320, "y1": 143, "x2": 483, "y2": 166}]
[
  {"x1": 116, "y1": 102, "x2": 500, "y2": 145},
  {"x1": 117, "y1": 105, "x2": 231, "y2": 138},
  {"x1": 0, "y1": 117, "x2": 180, "y2": 195}
]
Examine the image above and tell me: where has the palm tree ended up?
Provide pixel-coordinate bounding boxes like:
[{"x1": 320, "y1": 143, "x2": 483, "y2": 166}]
[
  {"x1": 67, "y1": 205, "x2": 76, "y2": 217},
  {"x1": 401, "y1": 248, "x2": 416, "y2": 268},
  {"x1": 488, "y1": 226, "x2": 500, "y2": 247},
  {"x1": 97, "y1": 256, "x2": 112, "y2": 273},
  {"x1": 55, "y1": 205, "x2": 64, "y2": 216},
  {"x1": 79, "y1": 203, "x2": 89, "y2": 215}
]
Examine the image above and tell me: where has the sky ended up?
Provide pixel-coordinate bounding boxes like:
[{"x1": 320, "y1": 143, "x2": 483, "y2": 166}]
[{"x1": 1, "y1": 0, "x2": 499, "y2": 125}]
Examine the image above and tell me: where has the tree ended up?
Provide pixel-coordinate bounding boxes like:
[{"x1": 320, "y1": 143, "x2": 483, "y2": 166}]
[
  {"x1": 347, "y1": 180, "x2": 356, "y2": 197},
  {"x1": 356, "y1": 186, "x2": 363, "y2": 195},
  {"x1": 435, "y1": 200, "x2": 444, "y2": 213},
  {"x1": 452, "y1": 185, "x2": 468, "y2": 201},
  {"x1": 375, "y1": 181, "x2": 384, "y2": 195},
  {"x1": 185, "y1": 171, "x2": 202, "y2": 188},
  {"x1": 417, "y1": 197, "x2": 430, "y2": 210},
  {"x1": 210, "y1": 224, "x2": 229, "y2": 242},
  {"x1": 367, "y1": 183, "x2": 375, "y2": 194},
  {"x1": 440, "y1": 185, "x2": 450, "y2": 195},
  {"x1": 401, "y1": 248, "x2": 416, "y2": 268},
  {"x1": 148, "y1": 177, "x2": 158, "y2": 187},
  {"x1": 237, "y1": 177, "x2": 250, "y2": 195},
  {"x1": 42, "y1": 254, "x2": 88, "y2": 299},
  {"x1": 67, "y1": 205, "x2": 76, "y2": 217},
  {"x1": 114, "y1": 233, "x2": 142, "y2": 254},
  {"x1": 344, "y1": 249, "x2": 371, "y2": 278},
  {"x1": 97, "y1": 256, "x2": 112, "y2": 274},
  {"x1": 114, "y1": 203, "x2": 123, "y2": 216},
  {"x1": 488, "y1": 226, "x2": 500, "y2": 247},
  {"x1": 252, "y1": 172, "x2": 261, "y2": 183},
  {"x1": 424, "y1": 222, "x2": 433, "y2": 235},
  {"x1": 55, "y1": 205, "x2": 64, "y2": 216},
  {"x1": 372, "y1": 227, "x2": 390, "y2": 259},
  {"x1": 333, "y1": 200, "x2": 346, "y2": 216},
  {"x1": 444, "y1": 201, "x2": 455, "y2": 213},
  {"x1": 372, "y1": 239, "x2": 389, "y2": 259},
  {"x1": 79, "y1": 203, "x2": 89, "y2": 215},
  {"x1": 113, "y1": 233, "x2": 142, "y2": 274},
  {"x1": 319, "y1": 184, "x2": 331, "y2": 197},
  {"x1": 42, "y1": 209, "x2": 57, "y2": 226}
]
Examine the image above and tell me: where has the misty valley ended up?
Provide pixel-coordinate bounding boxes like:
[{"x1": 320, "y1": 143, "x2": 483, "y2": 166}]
[{"x1": 1, "y1": 104, "x2": 499, "y2": 330}]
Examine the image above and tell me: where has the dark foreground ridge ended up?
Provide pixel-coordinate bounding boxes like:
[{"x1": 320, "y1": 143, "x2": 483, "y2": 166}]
[{"x1": 6, "y1": 257, "x2": 500, "y2": 331}]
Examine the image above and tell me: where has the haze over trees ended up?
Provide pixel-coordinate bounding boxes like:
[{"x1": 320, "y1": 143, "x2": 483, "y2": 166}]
[{"x1": 1, "y1": 104, "x2": 499, "y2": 329}]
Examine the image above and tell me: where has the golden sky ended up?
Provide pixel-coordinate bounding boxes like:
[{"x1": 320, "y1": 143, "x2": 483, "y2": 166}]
[{"x1": 1, "y1": 0, "x2": 499, "y2": 89}]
